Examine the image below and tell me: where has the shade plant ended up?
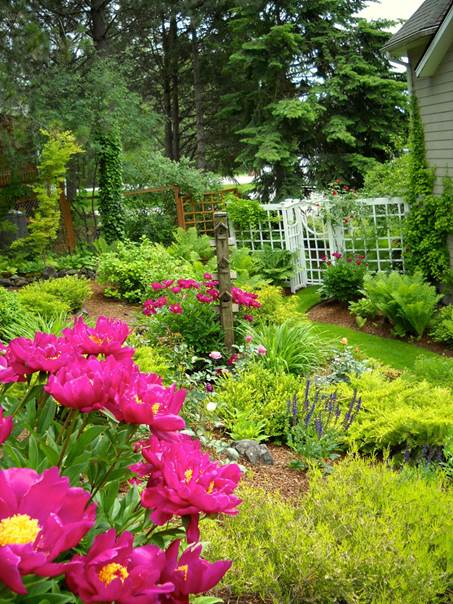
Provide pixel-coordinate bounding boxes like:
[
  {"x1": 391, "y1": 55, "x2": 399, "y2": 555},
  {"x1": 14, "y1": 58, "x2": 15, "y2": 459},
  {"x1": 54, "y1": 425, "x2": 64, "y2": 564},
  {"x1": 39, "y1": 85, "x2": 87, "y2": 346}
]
[
  {"x1": 0, "y1": 315, "x2": 241, "y2": 602},
  {"x1": 318, "y1": 252, "x2": 367, "y2": 304}
]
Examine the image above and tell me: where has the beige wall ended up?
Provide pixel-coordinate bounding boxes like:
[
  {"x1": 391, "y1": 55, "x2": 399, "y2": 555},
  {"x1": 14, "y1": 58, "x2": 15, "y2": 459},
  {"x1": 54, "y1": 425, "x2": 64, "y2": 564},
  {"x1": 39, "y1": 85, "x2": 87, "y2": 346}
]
[{"x1": 409, "y1": 41, "x2": 453, "y2": 195}]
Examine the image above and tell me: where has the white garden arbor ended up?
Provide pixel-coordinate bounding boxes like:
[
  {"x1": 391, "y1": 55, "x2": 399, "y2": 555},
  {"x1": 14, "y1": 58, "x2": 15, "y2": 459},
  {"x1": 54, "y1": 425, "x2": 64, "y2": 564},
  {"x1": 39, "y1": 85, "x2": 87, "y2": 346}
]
[{"x1": 232, "y1": 197, "x2": 408, "y2": 292}]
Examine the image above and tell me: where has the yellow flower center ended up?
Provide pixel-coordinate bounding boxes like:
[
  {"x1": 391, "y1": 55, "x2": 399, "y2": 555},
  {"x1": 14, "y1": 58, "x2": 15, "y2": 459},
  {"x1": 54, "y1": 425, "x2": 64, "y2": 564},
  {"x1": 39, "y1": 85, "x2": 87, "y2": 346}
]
[
  {"x1": 89, "y1": 335, "x2": 105, "y2": 345},
  {"x1": 177, "y1": 564, "x2": 189, "y2": 581},
  {"x1": 134, "y1": 395, "x2": 143, "y2": 405},
  {"x1": 152, "y1": 403, "x2": 160, "y2": 415},
  {"x1": 98, "y1": 562, "x2": 129, "y2": 586},
  {"x1": 184, "y1": 469, "x2": 193, "y2": 483},
  {"x1": 0, "y1": 514, "x2": 41, "y2": 546},
  {"x1": 46, "y1": 352, "x2": 61, "y2": 360},
  {"x1": 207, "y1": 480, "x2": 215, "y2": 494}
]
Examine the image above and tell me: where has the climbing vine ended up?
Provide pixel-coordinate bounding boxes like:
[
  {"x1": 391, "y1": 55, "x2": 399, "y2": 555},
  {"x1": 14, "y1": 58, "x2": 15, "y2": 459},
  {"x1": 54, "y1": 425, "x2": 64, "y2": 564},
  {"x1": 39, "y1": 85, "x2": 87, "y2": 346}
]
[
  {"x1": 11, "y1": 129, "x2": 82, "y2": 255},
  {"x1": 404, "y1": 97, "x2": 453, "y2": 282},
  {"x1": 97, "y1": 124, "x2": 125, "y2": 243}
]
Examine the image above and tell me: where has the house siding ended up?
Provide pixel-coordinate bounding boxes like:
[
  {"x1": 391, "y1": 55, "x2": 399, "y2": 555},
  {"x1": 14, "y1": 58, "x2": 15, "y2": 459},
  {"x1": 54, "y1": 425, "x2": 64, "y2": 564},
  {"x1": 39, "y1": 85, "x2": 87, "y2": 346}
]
[{"x1": 410, "y1": 41, "x2": 453, "y2": 195}]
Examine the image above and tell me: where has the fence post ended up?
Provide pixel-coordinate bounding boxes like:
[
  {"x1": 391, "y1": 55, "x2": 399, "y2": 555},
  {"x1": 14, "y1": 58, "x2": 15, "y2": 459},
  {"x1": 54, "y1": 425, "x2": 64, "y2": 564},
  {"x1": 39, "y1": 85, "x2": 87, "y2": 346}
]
[
  {"x1": 214, "y1": 211, "x2": 234, "y2": 351},
  {"x1": 174, "y1": 186, "x2": 185, "y2": 229}
]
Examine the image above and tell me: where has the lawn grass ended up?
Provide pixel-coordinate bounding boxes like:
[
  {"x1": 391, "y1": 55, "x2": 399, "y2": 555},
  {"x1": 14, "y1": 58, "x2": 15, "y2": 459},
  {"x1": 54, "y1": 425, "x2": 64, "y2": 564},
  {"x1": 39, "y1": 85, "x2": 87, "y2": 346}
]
[
  {"x1": 309, "y1": 321, "x2": 445, "y2": 371},
  {"x1": 288, "y1": 286, "x2": 448, "y2": 372},
  {"x1": 294, "y1": 285, "x2": 321, "y2": 313}
]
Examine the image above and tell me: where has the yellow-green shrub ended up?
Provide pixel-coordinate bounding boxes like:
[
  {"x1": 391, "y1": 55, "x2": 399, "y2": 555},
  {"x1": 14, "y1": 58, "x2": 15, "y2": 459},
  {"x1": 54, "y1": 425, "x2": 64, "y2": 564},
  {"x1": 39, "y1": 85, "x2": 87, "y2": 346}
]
[
  {"x1": 253, "y1": 285, "x2": 304, "y2": 324},
  {"x1": 339, "y1": 370, "x2": 453, "y2": 451},
  {"x1": 18, "y1": 289, "x2": 70, "y2": 319},
  {"x1": 133, "y1": 346, "x2": 170, "y2": 380},
  {"x1": 204, "y1": 457, "x2": 452, "y2": 604},
  {"x1": 212, "y1": 364, "x2": 305, "y2": 437},
  {"x1": 19, "y1": 276, "x2": 92, "y2": 313}
]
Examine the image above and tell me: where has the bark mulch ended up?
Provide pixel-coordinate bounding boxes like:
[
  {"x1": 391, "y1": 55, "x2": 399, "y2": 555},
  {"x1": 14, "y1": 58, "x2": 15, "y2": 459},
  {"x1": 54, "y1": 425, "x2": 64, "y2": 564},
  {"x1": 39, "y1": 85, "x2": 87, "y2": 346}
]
[
  {"x1": 241, "y1": 444, "x2": 308, "y2": 501},
  {"x1": 308, "y1": 300, "x2": 453, "y2": 357},
  {"x1": 84, "y1": 282, "x2": 141, "y2": 325}
]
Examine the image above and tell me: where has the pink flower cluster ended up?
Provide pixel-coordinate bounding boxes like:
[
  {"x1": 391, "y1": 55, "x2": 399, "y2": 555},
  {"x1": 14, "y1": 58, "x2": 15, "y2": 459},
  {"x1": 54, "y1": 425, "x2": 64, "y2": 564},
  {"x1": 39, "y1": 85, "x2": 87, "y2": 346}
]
[
  {"x1": 143, "y1": 275, "x2": 260, "y2": 322},
  {"x1": 0, "y1": 315, "x2": 240, "y2": 600},
  {"x1": 320, "y1": 252, "x2": 368, "y2": 267}
]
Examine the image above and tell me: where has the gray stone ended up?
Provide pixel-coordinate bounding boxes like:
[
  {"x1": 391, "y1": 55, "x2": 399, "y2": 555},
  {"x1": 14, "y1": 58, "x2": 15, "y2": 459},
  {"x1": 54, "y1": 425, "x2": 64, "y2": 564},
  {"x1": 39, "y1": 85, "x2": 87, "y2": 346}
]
[
  {"x1": 0, "y1": 278, "x2": 13, "y2": 288},
  {"x1": 233, "y1": 439, "x2": 274, "y2": 465},
  {"x1": 42, "y1": 266, "x2": 57, "y2": 280},
  {"x1": 14, "y1": 277, "x2": 28, "y2": 287}
]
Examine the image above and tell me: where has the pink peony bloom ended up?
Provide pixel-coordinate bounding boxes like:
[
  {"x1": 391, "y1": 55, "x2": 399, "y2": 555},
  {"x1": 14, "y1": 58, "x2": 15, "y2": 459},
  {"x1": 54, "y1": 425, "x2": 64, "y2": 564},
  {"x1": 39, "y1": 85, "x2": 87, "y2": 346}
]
[
  {"x1": 140, "y1": 436, "x2": 241, "y2": 542},
  {"x1": 6, "y1": 333, "x2": 74, "y2": 376},
  {"x1": 116, "y1": 377, "x2": 186, "y2": 435},
  {"x1": 45, "y1": 355, "x2": 130, "y2": 413},
  {"x1": 332, "y1": 251, "x2": 342, "y2": 259},
  {"x1": 0, "y1": 345, "x2": 24, "y2": 383},
  {"x1": 176, "y1": 279, "x2": 200, "y2": 290},
  {"x1": 63, "y1": 317, "x2": 131, "y2": 360},
  {"x1": 245, "y1": 335, "x2": 253, "y2": 344},
  {"x1": 256, "y1": 345, "x2": 267, "y2": 356},
  {"x1": 65, "y1": 529, "x2": 174, "y2": 604},
  {"x1": 203, "y1": 273, "x2": 213, "y2": 280},
  {"x1": 169, "y1": 304, "x2": 183, "y2": 315},
  {"x1": 231, "y1": 288, "x2": 261, "y2": 309},
  {"x1": 161, "y1": 280, "x2": 175, "y2": 288},
  {"x1": 161, "y1": 540, "x2": 231, "y2": 603},
  {"x1": 196, "y1": 293, "x2": 213, "y2": 304},
  {"x1": 0, "y1": 407, "x2": 13, "y2": 445},
  {"x1": 208, "y1": 351, "x2": 222, "y2": 360},
  {"x1": 226, "y1": 354, "x2": 238, "y2": 366},
  {"x1": 151, "y1": 282, "x2": 164, "y2": 291},
  {"x1": 243, "y1": 314, "x2": 254, "y2": 322},
  {"x1": 0, "y1": 467, "x2": 96, "y2": 594},
  {"x1": 170, "y1": 286, "x2": 182, "y2": 294}
]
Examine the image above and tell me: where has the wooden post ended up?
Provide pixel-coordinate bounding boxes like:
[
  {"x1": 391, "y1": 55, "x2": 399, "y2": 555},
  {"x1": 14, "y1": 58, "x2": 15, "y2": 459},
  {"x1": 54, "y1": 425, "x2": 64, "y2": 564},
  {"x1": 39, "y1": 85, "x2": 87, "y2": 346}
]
[
  {"x1": 174, "y1": 186, "x2": 185, "y2": 228},
  {"x1": 59, "y1": 183, "x2": 76, "y2": 252},
  {"x1": 214, "y1": 211, "x2": 234, "y2": 351}
]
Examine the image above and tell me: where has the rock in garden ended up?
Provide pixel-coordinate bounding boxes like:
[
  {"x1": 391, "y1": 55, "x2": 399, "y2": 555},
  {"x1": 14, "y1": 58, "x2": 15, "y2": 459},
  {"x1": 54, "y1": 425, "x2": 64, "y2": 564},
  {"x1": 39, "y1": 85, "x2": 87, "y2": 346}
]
[
  {"x1": 42, "y1": 266, "x2": 57, "y2": 279},
  {"x1": 0, "y1": 278, "x2": 13, "y2": 288},
  {"x1": 233, "y1": 439, "x2": 274, "y2": 465}
]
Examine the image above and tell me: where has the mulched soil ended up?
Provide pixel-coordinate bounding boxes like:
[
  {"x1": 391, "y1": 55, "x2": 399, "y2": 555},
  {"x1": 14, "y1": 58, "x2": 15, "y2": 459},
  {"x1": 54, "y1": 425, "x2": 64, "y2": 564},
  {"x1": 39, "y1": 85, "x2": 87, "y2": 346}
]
[
  {"x1": 241, "y1": 444, "x2": 308, "y2": 500},
  {"x1": 308, "y1": 299, "x2": 453, "y2": 357},
  {"x1": 84, "y1": 282, "x2": 141, "y2": 324}
]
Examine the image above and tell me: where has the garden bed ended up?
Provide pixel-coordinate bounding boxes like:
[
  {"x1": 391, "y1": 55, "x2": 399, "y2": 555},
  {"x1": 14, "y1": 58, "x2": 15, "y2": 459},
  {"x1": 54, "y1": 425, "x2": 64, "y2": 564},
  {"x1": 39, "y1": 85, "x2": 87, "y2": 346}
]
[{"x1": 308, "y1": 299, "x2": 453, "y2": 357}]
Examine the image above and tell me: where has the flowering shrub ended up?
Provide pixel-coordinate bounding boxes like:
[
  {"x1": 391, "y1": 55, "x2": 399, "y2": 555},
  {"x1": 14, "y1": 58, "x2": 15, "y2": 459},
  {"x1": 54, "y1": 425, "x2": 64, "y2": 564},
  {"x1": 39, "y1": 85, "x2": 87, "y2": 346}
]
[
  {"x1": 142, "y1": 275, "x2": 261, "y2": 354},
  {"x1": 318, "y1": 252, "x2": 367, "y2": 304},
  {"x1": 0, "y1": 315, "x2": 240, "y2": 601}
]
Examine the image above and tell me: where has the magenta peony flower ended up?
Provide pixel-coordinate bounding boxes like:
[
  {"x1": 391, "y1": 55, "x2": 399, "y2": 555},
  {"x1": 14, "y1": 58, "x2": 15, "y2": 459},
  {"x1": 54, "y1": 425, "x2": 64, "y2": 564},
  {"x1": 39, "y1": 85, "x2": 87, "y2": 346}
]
[
  {"x1": 226, "y1": 354, "x2": 238, "y2": 366},
  {"x1": 203, "y1": 273, "x2": 213, "y2": 280},
  {"x1": 151, "y1": 282, "x2": 164, "y2": 291},
  {"x1": 196, "y1": 293, "x2": 213, "y2": 304},
  {"x1": 243, "y1": 314, "x2": 254, "y2": 322},
  {"x1": 0, "y1": 407, "x2": 13, "y2": 444},
  {"x1": 161, "y1": 540, "x2": 231, "y2": 603},
  {"x1": 245, "y1": 335, "x2": 253, "y2": 344},
  {"x1": 0, "y1": 467, "x2": 96, "y2": 594},
  {"x1": 176, "y1": 279, "x2": 200, "y2": 290},
  {"x1": 140, "y1": 436, "x2": 241, "y2": 542},
  {"x1": 332, "y1": 251, "x2": 342, "y2": 259},
  {"x1": 6, "y1": 333, "x2": 74, "y2": 376},
  {"x1": 63, "y1": 316, "x2": 131, "y2": 359},
  {"x1": 256, "y1": 345, "x2": 267, "y2": 356},
  {"x1": 116, "y1": 377, "x2": 186, "y2": 435},
  {"x1": 170, "y1": 286, "x2": 182, "y2": 294},
  {"x1": 45, "y1": 355, "x2": 130, "y2": 413},
  {"x1": 143, "y1": 300, "x2": 157, "y2": 316},
  {"x1": 161, "y1": 280, "x2": 175, "y2": 288},
  {"x1": 169, "y1": 304, "x2": 183, "y2": 315},
  {"x1": 0, "y1": 345, "x2": 24, "y2": 383},
  {"x1": 231, "y1": 288, "x2": 261, "y2": 309},
  {"x1": 65, "y1": 529, "x2": 174, "y2": 604}
]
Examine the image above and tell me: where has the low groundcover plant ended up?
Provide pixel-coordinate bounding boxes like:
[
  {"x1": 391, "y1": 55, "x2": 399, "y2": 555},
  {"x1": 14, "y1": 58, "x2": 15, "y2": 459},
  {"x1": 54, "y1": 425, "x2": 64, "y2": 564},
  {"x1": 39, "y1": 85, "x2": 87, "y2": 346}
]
[{"x1": 0, "y1": 315, "x2": 241, "y2": 603}]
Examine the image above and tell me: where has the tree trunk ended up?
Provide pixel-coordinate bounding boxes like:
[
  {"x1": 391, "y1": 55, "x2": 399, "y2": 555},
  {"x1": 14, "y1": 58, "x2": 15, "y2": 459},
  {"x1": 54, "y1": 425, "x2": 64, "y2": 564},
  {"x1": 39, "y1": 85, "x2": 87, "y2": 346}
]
[
  {"x1": 169, "y1": 13, "x2": 180, "y2": 161},
  {"x1": 191, "y1": 20, "x2": 206, "y2": 169},
  {"x1": 162, "y1": 17, "x2": 174, "y2": 158},
  {"x1": 90, "y1": 0, "x2": 109, "y2": 53}
]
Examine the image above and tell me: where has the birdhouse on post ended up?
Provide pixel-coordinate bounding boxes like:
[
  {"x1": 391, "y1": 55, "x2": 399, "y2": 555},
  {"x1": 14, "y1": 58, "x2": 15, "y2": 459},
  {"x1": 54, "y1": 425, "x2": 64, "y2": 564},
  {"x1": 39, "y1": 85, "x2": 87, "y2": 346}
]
[{"x1": 214, "y1": 212, "x2": 234, "y2": 351}]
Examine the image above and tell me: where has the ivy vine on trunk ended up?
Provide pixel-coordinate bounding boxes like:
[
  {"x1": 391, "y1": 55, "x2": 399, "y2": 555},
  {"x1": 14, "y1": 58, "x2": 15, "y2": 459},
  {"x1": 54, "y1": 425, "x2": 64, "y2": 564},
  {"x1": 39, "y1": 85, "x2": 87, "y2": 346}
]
[{"x1": 97, "y1": 124, "x2": 125, "y2": 243}]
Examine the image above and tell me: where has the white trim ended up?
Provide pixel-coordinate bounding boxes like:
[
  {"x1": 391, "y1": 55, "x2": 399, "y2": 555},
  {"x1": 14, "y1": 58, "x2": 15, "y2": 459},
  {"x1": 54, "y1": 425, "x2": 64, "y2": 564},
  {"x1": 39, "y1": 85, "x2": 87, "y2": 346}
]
[{"x1": 416, "y1": 3, "x2": 453, "y2": 78}]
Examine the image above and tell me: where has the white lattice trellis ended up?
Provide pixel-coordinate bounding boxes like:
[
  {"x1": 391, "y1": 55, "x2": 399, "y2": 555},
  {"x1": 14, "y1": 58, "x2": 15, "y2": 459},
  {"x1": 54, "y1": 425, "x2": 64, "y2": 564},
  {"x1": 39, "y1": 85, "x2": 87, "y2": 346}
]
[{"x1": 233, "y1": 197, "x2": 408, "y2": 292}]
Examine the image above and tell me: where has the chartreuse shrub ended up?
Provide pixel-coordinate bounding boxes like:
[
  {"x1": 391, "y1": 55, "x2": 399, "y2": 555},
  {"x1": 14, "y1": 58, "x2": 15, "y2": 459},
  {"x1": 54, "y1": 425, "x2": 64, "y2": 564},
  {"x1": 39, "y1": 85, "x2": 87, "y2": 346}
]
[
  {"x1": 412, "y1": 354, "x2": 453, "y2": 390},
  {"x1": 213, "y1": 364, "x2": 306, "y2": 439},
  {"x1": 430, "y1": 305, "x2": 453, "y2": 347},
  {"x1": 205, "y1": 458, "x2": 452, "y2": 604},
  {"x1": 19, "y1": 276, "x2": 92, "y2": 313},
  {"x1": 339, "y1": 370, "x2": 453, "y2": 453},
  {"x1": 97, "y1": 238, "x2": 193, "y2": 302},
  {"x1": 133, "y1": 345, "x2": 170, "y2": 380},
  {"x1": 246, "y1": 320, "x2": 331, "y2": 375},
  {"x1": 252, "y1": 285, "x2": 304, "y2": 324},
  {"x1": 18, "y1": 289, "x2": 70, "y2": 319},
  {"x1": 362, "y1": 271, "x2": 441, "y2": 338},
  {"x1": 0, "y1": 287, "x2": 23, "y2": 339}
]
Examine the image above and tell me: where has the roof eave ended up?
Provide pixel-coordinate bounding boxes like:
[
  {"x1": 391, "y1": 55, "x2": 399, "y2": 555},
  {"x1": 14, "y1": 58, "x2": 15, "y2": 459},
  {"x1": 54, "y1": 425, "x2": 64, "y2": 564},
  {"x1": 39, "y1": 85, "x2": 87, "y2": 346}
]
[
  {"x1": 383, "y1": 29, "x2": 437, "y2": 57},
  {"x1": 415, "y1": 3, "x2": 453, "y2": 77}
]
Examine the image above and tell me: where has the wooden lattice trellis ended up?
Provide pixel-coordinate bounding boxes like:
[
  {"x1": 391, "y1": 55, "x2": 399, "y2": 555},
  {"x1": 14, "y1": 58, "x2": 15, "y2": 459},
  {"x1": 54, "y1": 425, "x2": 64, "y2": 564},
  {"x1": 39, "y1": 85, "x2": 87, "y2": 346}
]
[{"x1": 176, "y1": 188, "x2": 238, "y2": 236}]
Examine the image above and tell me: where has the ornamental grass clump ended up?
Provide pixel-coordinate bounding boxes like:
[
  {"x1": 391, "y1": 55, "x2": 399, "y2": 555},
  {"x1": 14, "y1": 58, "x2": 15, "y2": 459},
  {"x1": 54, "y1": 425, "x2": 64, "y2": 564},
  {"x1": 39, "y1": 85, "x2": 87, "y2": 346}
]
[{"x1": 0, "y1": 314, "x2": 240, "y2": 601}]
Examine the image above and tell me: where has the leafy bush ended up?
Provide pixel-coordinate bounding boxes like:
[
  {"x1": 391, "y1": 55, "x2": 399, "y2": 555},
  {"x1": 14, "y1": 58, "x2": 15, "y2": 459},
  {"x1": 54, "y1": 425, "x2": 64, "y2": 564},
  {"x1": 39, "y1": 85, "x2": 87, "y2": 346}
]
[
  {"x1": 412, "y1": 355, "x2": 453, "y2": 390},
  {"x1": 133, "y1": 345, "x2": 170, "y2": 379},
  {"x1": 349, "y1": 297, "x2": 377, "y2": 320},
  {"x1": 363, "y1": 271, "x2": 441, "y2": 338},
  {"x1": 246, "y1": 320, "x2": 330, "y2": 375},
  {"x1": 97, "y1": 237, "x2": 193, "y2": 302},
  {"x1": 319, "y1": 254, "x2": 366, "y2": 303},
  {"x1": 0, "y1": 287, "x2": 23, "y2": 339},
  {"x1": 230, "y1": 247, "x2": 268, "y2": 289},
  {"x1": 226, "y1": 195, "x2": 267, "y2": 230},
  {"x1": 254, "y1": 246, "x2": 295, "y2": 286},
  {"x1": 430, "y1": 305, "x2": 453, "y2": 347},
  {"x1": 168, "y1": 227, "x2": 215, "y2": 264},
  {"x1": 18, "y1": 289, "x2": 70, "y2": 319},
  {"x1": 212, "y1": 364, "x2": 306, "y2": 438},
  {"x1": 252, "y1": 285, "x2": 304, "y2": 324},
  {"x1": 124, "y1": 204, "x2": 174, "y2": 246},
  {"x1": 205, "y1": 458, "x2": 452, "y2": 604},
  {"x1": 340, "y1": 370, "x2": 453, "y2": 453},
  {"x1": 25, "y1": 276, "x2": 92, "y2": 312},
  {"x1": 361, "y1": 154, "x2": 410, "y2": 198}
]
